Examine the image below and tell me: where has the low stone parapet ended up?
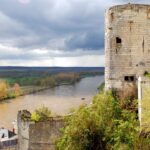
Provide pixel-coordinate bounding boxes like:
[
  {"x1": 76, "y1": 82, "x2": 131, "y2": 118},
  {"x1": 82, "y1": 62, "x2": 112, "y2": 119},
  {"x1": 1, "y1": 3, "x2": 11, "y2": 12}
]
[{"x1": 17, "y1": 110, "x2": 64, "y2": 150}]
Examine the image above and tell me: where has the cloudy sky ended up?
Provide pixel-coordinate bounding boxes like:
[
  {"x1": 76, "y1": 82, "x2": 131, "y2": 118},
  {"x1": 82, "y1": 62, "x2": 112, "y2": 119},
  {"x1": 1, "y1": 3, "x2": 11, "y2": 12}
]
[{"x1": 0, "y1": 0, "x2": 148, "y2": 66}]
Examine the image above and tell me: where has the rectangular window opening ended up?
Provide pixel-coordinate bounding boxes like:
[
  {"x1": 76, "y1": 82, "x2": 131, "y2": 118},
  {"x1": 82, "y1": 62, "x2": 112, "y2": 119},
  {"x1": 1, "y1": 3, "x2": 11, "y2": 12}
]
[
  {"x1": 116, "y1": 37, "x2": 122, "y2": 44},
  {"x1": 124, "y1": 76, "x2": 134, "y2": 82}
]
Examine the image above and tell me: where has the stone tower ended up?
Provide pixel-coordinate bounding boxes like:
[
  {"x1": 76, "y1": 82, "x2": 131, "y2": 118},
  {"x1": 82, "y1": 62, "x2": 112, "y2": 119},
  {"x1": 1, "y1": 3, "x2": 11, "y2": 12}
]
[{"x1": 105, "y1": 4, "x2": 150, "y2": 91}]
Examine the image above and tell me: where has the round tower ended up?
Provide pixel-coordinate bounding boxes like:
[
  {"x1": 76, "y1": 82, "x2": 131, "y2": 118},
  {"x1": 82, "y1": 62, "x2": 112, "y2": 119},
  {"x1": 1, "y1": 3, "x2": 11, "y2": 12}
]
[{"x1": 105, "y1": 4, "x2": 150, "y2": 90}]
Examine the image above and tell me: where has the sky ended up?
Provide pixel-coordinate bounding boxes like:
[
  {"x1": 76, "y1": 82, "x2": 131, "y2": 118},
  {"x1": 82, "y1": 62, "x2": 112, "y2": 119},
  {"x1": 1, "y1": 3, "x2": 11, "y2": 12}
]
[{"x1": 0, "y1": 0, "x2": 149, "y2": 67}]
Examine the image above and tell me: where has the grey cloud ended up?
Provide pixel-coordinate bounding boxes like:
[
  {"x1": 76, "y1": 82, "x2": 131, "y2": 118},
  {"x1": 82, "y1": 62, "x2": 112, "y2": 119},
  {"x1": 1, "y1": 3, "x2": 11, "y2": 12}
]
[
  {"x1": 0, "y1": 44, "x2": 103, "y2": 61},
  {"x1": 0, "y1": 0, "x2": 149, "y2": 60},
  {"x1": 66, "y1": 31, "x2": 104, "y2": 50},
  {"x1": 0, "y1": 0, "x2": 105, "y2": 51}
]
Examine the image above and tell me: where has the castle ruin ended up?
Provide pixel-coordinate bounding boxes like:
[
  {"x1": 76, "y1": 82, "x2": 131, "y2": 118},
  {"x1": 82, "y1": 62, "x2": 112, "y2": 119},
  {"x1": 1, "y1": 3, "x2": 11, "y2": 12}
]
[{"x1": 105, "y1": 4, "x2": 150, "y2": 93}]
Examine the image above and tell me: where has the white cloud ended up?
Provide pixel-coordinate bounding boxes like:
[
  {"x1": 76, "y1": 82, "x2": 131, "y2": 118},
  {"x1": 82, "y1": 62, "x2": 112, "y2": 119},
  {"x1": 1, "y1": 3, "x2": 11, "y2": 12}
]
[
  {"x1": 18, "y1": 0, "x2": 30, "y2": 4},
  {"x1": 54, "y1": 55, "x2": 104, "y2": 67},
  {"x1": 0, "y1": 43, "x2": 104, "y2": 66},
  {"x1": 0, "y1": 55, "x2": 104, "y2": 67}
]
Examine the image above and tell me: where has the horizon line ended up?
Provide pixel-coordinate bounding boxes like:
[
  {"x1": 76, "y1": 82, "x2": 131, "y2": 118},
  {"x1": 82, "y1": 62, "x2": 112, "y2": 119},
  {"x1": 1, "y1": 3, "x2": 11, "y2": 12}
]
[{"x1": 0, "y1": 66, "x2": 105, "y2": 68}]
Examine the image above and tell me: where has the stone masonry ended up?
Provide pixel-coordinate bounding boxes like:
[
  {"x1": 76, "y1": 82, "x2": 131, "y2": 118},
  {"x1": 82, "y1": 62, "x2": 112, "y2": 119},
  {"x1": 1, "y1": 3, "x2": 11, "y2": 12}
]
[
  {"x1": 17, "y1": 110, "x2": 64, "y2": 150},
  {"x1": 105, "y1": 4, "x2": 150, "y2": 91}
]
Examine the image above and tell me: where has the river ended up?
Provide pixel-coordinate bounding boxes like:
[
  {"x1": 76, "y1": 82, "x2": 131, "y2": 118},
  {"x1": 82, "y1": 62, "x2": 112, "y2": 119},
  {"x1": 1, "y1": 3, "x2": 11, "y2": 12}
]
[{"x1": 0, "y1": 76, "x2": 104, "y2": 129}]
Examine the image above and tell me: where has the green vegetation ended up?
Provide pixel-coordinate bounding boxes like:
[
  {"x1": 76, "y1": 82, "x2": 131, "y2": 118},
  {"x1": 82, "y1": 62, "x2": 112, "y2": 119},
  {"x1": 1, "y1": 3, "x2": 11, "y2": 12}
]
[
  {"x1": 0, "y1": 70, "x2": 104, "y2": 101},
  {"x1": 0, "y1": 67, "x2": 104, "y2": 101},
  {"x1": 79, "y1": 71, "x2": 104, "y2": 78},
  {"x1": 144, "y1": 71, "x2": 150, "y2": 77},
  {"x1": 141, "y1": 88, "x2": 150, "y2": 132},
  {"x1": 0, "y1": 80, "x2": 22, "y2": 100},
  {"x1": 35, "y1": 72, "x2": 80, "y2": 87},
  {"x1": 31, "y1": 106, "x2": 51, "y2": 122},
  {"x1": 0, "y1": 80, "x2": 8, "y2": 99},
  {"x1": 56, "y1": 91, "x2": 150, "y2": 150},
  {"x1": 5, "y1": 72, "x2": 80, "y2": 87},
  {"x1": 97, "y1": 82, "x2": 105, "y2": 92},
  {"x1": 0, "y1": 72, "x2": 82, "y2": 101},
  {"x1": 5, "y1": 72, "x2": 102, "y2": 87},
  {"x1": 6, "y1": 77, "x2": 39, "y2": 86}
]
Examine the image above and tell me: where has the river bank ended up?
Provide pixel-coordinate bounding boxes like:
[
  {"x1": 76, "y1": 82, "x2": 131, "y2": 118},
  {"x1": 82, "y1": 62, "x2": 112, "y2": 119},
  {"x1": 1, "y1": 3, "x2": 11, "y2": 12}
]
[
  {"x1": 1, "y1": 73, "x2": 104, "y2": 101},
  {"x1": 0, "y1": 72, "x2": 83, "y2": 101},
  {"x1": 19, "y1": 81, "x2": 79, "y2": 97},
  {"x1": 1, "y1": 81, "x2": 80, "y2": 101},
  {"x1": 0, "y1": 67, "x2": 104, "y2": 102},
  {"x1": 0, "y1": 76, "x2": 104, "y2": 129}
]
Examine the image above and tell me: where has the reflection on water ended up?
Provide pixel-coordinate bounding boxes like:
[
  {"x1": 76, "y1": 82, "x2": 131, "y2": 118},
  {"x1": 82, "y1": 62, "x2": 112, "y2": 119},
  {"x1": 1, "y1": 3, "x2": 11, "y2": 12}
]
[{"x1": 0, "y1": 76, "x2": 104, "y2": 129}]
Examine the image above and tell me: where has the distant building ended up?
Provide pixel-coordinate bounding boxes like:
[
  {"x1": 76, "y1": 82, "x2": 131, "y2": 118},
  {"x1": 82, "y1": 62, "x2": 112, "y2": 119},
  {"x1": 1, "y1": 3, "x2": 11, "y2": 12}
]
[
  {"x1": 0, "y1": 128, "x2": 18, "y2": 149},
  {"x1": 105, "y1": 4, "x2": 150, "y2": 92},
  {"x1": 0, "y1": 128, "x2": 16, "y2": 142}
]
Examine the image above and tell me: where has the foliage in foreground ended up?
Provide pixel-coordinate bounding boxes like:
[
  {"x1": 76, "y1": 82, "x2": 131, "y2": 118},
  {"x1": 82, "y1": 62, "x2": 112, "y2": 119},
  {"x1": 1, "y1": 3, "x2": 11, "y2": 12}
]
[
  {"x1": 97, "y1": 82, "x2": 105, "y2": 92},
  {"x1": 56, "y1": 92, "x2": 142, "y2": 150},
  {"x1": 141, "y1": 88, "x2": 150, "y2": 133},
  {"x1": 31, "y1": 106, "x2": 51, "y2": 122},
  {"x1": 144, "y1": 71, "x2": 150, "y2": 78}
]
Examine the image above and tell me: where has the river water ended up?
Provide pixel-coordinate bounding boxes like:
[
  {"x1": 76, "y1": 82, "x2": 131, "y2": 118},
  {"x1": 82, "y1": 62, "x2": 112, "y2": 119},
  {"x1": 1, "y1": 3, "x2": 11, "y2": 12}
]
[{"x1": 0, "y1": 76, "x2": 104, "y2": 129}]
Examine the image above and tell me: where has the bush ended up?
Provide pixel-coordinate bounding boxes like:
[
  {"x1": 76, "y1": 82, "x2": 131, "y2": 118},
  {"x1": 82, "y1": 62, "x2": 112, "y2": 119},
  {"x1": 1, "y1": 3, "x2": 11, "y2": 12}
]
[
  {"x1": 97, "y1": 82, "x2": 105, "y2": 92},
  {"x1": 56, "y1": 92, "x2": 139, "y2": 150},
  {"x1": 56, "y1": 106, "x2": 105, "y2": 150},
  {"x1": 31, "y1": 106, "x2": 51, "y2": 122}
]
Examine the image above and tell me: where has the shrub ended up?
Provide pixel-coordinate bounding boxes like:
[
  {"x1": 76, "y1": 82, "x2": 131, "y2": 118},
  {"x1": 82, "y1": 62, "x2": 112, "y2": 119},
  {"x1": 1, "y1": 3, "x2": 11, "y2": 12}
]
[
  {"x1": 114, "y1": 84, "x2": 137, "y2": 102},
  {"x1": 97, "y1": 82, "x2": 105, "y2": 92},
  {"x1": 31, "y1": 106, "x2": 51, "y2": 122},
  {"x1": 56, "y1": 91, "x2": 141, "y2": 150},
  {"x1": 56, "y1": 105, "x2": 106, "y2": 150}
]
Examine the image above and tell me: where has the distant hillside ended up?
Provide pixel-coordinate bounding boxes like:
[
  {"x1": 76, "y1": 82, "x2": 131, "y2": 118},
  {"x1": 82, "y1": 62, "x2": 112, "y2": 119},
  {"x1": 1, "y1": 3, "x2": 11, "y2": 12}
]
[
  {"x1": 0, "y1": 66, "x2": 104, "y2": 72},
  {"x1": 0, "y1": 67, "x2": 104, "y2": 78}
]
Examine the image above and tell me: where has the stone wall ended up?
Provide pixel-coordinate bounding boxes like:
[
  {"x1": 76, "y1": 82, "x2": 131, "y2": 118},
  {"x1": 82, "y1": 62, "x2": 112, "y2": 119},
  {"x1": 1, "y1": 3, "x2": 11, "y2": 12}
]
[
  {"x1": 105, "y1": 4, "x2": 150, "y2": 91},
  {"x1": 17, "y1": 110, "x2": 64, "y2": 150},
  {"x1": 0, "y1": 138, "x2": 18, "y2": 150},
  {"x1": 29, "y1": 119, "x2": 64, "y2": 150},
  {"x1": 0, "y1": 145, "x2": 18, "y2": 150},
  {"x1": 17, "y1": 110, "x2": 31, "y2": 150}
]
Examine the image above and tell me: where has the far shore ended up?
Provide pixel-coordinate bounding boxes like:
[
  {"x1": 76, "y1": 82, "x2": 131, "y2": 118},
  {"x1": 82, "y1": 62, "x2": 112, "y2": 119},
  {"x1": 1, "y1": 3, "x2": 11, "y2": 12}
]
[
  {"x1": 0, "y1": 74, "x2": 104, "y2": 102},
  {"x1": 0, "y1": 82, "x2": 78, "y2": 102}
]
